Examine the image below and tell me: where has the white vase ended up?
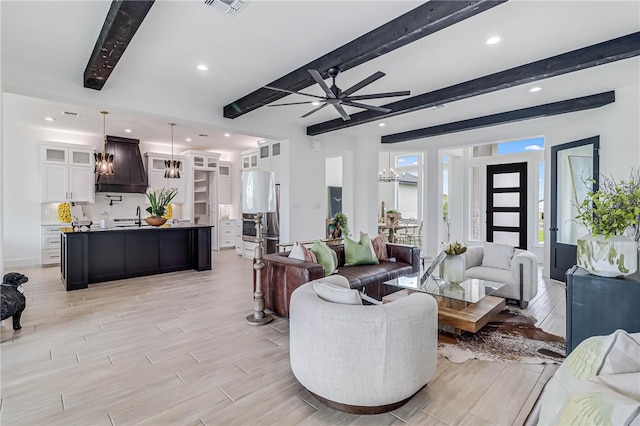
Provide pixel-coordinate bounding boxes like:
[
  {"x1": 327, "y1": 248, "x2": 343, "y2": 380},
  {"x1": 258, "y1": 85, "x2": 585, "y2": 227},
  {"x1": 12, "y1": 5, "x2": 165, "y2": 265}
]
[
  {"x1": 441, "y1": 254, "x2": 465, "y2": 284},
  {"x1": 577, "y1": 234, "x2": 638, "y2": 277}
]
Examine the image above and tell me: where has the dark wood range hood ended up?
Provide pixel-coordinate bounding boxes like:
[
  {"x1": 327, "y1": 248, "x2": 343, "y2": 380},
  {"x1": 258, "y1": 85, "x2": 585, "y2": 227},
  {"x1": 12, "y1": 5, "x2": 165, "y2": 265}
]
[{"x1": 95, "y1": 135, "x2": 148, "y2": 194}]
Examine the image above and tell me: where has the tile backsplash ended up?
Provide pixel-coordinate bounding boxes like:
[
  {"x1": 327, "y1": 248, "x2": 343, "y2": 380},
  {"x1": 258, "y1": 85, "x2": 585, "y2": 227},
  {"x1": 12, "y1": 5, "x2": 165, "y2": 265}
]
[{"x1": 41, "y1": 193, "x2": 184, "y2": 223}]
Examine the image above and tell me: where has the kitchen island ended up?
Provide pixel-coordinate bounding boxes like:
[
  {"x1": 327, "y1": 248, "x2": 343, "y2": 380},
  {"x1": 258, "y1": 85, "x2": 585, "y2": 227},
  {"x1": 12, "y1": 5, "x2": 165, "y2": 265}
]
[{"x1": 60, "y1": 223, "x2": 212, "y2": 291}]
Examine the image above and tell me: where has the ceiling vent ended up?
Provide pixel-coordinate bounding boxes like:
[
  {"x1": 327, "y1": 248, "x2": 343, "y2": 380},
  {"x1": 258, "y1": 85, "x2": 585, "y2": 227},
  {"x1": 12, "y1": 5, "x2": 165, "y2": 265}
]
[
  {"x1": 203, "y1": 0, "x2": 245, "y2": 17},
  {"x1": 62, "y1": 111, "x2": 80, "y2": 117}
]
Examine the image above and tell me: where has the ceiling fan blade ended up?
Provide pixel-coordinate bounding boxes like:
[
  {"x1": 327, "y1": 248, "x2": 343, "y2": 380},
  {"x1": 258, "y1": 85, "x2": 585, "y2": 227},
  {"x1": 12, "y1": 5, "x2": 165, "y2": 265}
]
[
  {"x1": 301, "y1": 102, "x2": 329, "y2": 118},
  {"x1": 339, "y1": 71, "x2": 385, "y2": 98},
  {"x1": 264, "y1": 85, "x2": 325, "y2": 100},
  {"x1": 333, "y1": 104, "x2": 351, "y2": 121},
  {"x1": 267, "y1": 101, "x2": 317, "y2": 107},
  {"x1": 342, "y1": 101, "x2": 391, "y2": 114},
  {"x1": 344, "y1": 90, "x2": 410, "y2": 101},
  {"x1": 308, "y1": 69, "x2": 336, "y2": 99}
]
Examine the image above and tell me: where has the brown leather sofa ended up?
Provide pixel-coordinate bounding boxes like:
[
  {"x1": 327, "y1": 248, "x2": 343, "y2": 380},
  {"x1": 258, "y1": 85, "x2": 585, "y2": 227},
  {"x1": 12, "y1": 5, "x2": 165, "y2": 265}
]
[{"x1": 261, "y1": 243, "x2": 420, "y2": 317}]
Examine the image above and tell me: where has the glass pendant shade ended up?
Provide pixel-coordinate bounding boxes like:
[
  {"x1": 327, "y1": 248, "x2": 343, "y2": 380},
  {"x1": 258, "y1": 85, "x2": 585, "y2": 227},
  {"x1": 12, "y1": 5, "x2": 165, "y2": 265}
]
[
  {"x1": 164, "y1": 160, "x2": 181, "y2": 178},
  {"x1": 95, "y1": 152, "x2": 115, "y2": 175},
  {"x1": 165, "y1": 122, "x2": 180, "y2": 179},
  {"x1": 95, "y1": 111, "x2": 114, "y2": 175}
]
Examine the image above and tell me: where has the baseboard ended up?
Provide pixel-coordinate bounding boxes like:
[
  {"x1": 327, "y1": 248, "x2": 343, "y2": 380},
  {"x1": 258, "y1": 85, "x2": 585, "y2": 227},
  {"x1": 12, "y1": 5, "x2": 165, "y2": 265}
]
[{"x1": 3, "y1": 258, "x2": 40, "y2": 269}]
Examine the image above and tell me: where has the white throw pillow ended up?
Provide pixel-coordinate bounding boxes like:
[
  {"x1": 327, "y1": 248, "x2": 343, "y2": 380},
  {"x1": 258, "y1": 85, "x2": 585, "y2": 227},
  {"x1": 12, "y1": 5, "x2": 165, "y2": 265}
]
[
  {"x1": 313, "y1": 280, "x2": 362, "y2": 305},
  {"x1": 538, "y1": 330, "x2": 640, "y2": 425},
  {"x1": 288, "y1": 242, "x2": 306, "y2": 261},
  {"x1": 481, "y1": 242, "x2": 515, "y2": 270}
]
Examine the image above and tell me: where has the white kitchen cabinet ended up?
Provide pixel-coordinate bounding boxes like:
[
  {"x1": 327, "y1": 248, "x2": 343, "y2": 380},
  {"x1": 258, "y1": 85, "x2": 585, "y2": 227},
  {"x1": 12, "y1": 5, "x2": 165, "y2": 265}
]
[
  {"x1": 218, "y1": 161, "x2": 232, "y2": 205},
  {"x1": 257, "y1": 141, "x2": 281, "y2": 184},
  {"x1": 41, "y1": 224, "x2": 66, "y2": 266},
  {"x1": 218, "y1": 220, "x2": 236, "y2": 249},
  {"x1": 182, "y1": 150, "x2": 219, "y2": 171},
  {"x1": 243, "y1": 240, "x2": 257, "y2": 259},
  {"x1": 40, "y1": 145, "x2": 95, "y2": 203},
  {"x1": 144, "y1": 153, "x2": 186, "y2": 204},
  {"x1": 235, "y1": 220, "x2": 243, "y2": 255},
  {"x1": 241, "y1": 150, "x2": 258, "y2": 170}
]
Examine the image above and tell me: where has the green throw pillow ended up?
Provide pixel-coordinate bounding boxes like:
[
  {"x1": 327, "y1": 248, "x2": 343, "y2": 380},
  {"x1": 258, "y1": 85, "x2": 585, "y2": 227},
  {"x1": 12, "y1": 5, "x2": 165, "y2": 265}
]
[
  {"x1": 311, "y1": 240, "x2": 337, "y2": 276},
  {"x1": 344, "y1": 234, "x2": 379, "y2": 266}
]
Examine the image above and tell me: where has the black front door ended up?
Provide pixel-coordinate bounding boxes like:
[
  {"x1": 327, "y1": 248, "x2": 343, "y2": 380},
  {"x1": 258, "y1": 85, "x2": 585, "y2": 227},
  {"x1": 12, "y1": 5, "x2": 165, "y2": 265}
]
[
  {"x1": 486, "y1": 162, "x2": 528, "y2": 249},
  {"x1": 550, "y1": 136, "x2": 600, "y2": 282}
]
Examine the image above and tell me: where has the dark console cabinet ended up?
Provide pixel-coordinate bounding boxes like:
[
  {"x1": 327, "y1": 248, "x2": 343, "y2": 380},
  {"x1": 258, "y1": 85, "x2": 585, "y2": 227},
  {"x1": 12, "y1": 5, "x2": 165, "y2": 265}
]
[{"x1": 566, "y1": 266, "x2": 640, "y2": 355}]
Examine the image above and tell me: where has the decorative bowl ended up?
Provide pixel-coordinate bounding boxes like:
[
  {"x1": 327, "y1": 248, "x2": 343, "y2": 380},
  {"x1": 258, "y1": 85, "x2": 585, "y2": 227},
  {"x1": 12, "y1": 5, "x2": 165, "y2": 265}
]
[{"x1": 145, "y1": 217, "x2": 167, "y2": 227}]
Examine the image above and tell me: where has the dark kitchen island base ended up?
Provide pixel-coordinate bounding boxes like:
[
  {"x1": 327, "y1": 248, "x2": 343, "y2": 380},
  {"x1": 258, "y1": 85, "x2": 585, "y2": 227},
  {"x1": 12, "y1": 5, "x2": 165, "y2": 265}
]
[{"x1": 60, "y1": 224, "x2": 213, "y2": 291}]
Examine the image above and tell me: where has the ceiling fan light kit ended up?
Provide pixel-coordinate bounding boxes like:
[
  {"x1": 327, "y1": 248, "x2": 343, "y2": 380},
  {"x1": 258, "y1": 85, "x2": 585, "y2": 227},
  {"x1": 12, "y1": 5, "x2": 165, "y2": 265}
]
[{"x1": 266, "y1": 67, "x2": 409, "y2": 121}]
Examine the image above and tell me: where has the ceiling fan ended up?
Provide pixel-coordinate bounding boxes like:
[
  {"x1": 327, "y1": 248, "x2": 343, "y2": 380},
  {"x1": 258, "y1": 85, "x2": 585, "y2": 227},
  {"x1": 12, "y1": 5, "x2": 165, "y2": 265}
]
[{"x1": 265, "y1": 67, "x2": 410, "y2": 121}]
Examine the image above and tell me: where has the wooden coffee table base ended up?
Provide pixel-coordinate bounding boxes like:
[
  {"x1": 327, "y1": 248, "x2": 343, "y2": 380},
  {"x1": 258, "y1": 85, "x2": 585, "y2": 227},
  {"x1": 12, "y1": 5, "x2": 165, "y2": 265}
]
[{"x1": 382, "y1": 289, "x2": 506, "y2": 335}]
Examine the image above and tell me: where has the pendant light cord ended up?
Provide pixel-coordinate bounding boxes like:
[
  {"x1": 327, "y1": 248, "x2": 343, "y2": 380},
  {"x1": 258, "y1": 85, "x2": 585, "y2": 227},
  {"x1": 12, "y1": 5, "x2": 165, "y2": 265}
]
[
  {"x1": 101, "y1": 111, "x2": 109, "y2": 155},
  {"x1": 170, "y1": 123, "x2": 175, "y2": 161}
]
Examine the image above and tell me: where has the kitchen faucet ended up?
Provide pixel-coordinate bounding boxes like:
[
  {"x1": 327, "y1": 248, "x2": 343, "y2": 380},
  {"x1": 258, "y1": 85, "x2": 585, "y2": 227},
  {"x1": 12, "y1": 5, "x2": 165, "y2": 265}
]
[{"x1": 136, "y1": 206, "x2": 141, "y2": 227}]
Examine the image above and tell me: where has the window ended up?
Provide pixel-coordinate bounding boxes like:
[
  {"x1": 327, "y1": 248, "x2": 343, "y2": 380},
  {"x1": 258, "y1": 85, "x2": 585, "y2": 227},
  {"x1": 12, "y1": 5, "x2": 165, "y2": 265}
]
[
  {"x1": 538, "y1": 161, "x2": 545, "y2": 245},
  {"x1": 496, "y1": 137, "x2": 544, "y2": 155}
]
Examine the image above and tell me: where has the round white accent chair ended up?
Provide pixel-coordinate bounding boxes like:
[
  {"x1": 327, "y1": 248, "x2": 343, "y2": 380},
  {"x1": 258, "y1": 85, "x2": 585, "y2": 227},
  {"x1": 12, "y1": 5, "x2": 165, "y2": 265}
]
[{"x1": 289, "y1": 275, "x2": 438, "y2": 414}]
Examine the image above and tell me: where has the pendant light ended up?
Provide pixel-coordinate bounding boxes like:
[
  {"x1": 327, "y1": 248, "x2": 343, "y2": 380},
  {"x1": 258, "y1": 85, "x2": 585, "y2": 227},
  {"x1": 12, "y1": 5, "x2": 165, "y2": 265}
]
[
  {"x1": 378, "y1": 152, "x2": 401, "y2": 182},
  {"x1": 164, "y1": 122, "x2": 181, "y2": 179},
  {"x1": 95, "y1": 111, "x2": 114, "y2": 175}
]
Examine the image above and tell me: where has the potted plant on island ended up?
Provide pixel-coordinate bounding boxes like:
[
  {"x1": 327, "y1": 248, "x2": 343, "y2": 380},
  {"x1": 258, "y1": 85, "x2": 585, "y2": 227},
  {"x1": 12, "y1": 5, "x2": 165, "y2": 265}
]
[
  {"x1": 145, "y1": 187, "x2": 178, "y2": 226},
  {"x1": 575, "y1": 168, "x2": 640, "y2": 277}
]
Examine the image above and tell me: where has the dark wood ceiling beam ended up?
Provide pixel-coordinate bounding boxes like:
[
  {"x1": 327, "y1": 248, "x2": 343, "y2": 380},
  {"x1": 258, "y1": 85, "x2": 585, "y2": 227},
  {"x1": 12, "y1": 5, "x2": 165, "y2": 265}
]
[
  {"x1": 381, "y1": 91, "x2": 615, "y2": 143},
  {"x1": 308, "y1": 32, "x2": 640, "y2": 136},
  {"x1": 223, "y1": 0, "x2": 507, "y2": 119},
  {"x1": 84, "y1": 0, "x2": 155, "y2": 90}
]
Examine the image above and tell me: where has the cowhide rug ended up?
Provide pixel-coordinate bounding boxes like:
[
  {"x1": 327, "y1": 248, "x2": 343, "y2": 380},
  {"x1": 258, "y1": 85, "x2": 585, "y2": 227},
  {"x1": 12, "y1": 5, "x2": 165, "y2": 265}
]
[{"x1": 437, "y1": 309, "x2": 566, "y2": 364}]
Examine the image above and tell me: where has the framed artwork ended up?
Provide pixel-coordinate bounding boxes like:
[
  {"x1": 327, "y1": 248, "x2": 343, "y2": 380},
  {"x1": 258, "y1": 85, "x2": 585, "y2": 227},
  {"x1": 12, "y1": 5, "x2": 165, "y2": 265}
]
[
  {"x1": 328, "y1": 186, "x2": 342, "y2": 218},
  {"x1": 568, "y1": 155, "x2": 593, "y2": 205}
]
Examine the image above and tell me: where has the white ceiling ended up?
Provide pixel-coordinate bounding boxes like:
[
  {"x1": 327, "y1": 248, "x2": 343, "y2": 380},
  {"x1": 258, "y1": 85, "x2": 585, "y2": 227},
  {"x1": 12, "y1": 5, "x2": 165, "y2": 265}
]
[{"x1": 2, "y1": 0, "x2": 639, "y2": 153}]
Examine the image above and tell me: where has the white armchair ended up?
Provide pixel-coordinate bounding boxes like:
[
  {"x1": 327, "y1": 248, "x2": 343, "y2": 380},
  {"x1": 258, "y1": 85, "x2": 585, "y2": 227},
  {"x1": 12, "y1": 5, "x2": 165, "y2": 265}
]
[
  {"x1": 289, "y1": 277, "x2": 438, "y2": 413},
  {"x1": 461, "y1": 244, "x2": 538, "y2": 307}
]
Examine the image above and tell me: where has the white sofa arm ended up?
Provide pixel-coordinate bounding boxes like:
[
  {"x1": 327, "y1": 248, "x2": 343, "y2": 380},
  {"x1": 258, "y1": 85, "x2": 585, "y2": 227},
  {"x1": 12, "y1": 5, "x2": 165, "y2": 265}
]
[{"x1": 511, "y1": 250, "x2": 538, "y2": 302}]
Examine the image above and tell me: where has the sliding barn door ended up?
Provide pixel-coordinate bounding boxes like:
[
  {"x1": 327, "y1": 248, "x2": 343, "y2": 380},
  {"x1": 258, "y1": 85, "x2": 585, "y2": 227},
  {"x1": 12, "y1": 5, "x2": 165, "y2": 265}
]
[{"x1": 486, "y1": 162, "x2": 527, "y2": 249}]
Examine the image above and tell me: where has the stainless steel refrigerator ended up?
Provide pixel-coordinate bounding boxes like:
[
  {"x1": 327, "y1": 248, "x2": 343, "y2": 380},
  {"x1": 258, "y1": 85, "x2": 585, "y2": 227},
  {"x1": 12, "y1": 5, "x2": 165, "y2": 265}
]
[{"x1": 264, "y1": 184, "x2": 280, "y2": 254}]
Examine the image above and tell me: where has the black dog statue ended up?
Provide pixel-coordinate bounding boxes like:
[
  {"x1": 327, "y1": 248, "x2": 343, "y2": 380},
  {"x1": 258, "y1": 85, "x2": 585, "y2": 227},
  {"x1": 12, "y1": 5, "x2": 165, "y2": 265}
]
[{"x1": 1, "y1": 272, "x2": 28, "y2": 330}]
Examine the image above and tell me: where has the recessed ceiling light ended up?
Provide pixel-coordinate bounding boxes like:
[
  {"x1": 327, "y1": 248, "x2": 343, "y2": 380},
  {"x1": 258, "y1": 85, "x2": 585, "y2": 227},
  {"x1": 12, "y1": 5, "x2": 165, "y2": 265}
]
[
  {"x1": 529, "y1": 87, "x2": 542, "y2": 93},
  {"x1": 378, "y1": 122, "x2": 386, "y2": 127},
  {"x1": 224, "y1": 133, "x2": 230, "y2": 137},
  {"x1": 197, "y1": 64, "x2": 208, "y2": 71},
  {"x1": 311, "y1": 101, "x2": 321, "y2": 106},
  {"x1": 486, "y1": 36, "x2": 501, "y2": 45},
  {"x1": 44, "y1": 117, "x2": 55, "y2": 122},
  {"x1": 124, "y1": 129, "x2": 132, "y2": 133},
  {"x1": 186, "y1": 138, "x2": 192, "y2": 142}
]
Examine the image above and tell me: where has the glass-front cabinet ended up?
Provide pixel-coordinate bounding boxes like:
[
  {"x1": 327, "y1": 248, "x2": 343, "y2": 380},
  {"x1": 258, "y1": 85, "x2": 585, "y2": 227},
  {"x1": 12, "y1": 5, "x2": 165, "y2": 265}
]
[{"x1": 40, "y1": 144, "x2": 95, "y2": 203}]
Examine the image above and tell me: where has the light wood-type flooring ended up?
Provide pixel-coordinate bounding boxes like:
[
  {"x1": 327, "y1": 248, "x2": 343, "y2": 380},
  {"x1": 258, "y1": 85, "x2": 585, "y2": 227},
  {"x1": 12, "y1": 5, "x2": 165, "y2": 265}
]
[{"x1": 1, "y1": 250, "x2": 565, "y2": 425}]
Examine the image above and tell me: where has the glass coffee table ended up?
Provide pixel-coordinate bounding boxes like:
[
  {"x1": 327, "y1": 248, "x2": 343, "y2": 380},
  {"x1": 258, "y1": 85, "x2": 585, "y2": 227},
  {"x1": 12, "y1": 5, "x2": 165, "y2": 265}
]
[{"x1": 383, "y1": 274, "x2": 506, "y2": 334}]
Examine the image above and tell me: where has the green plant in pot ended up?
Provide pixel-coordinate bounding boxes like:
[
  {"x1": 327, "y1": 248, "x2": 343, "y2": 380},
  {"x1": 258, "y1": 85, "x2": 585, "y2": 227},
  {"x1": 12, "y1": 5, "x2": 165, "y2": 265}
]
[
  {"x1": 575, "y1": 169, "x2": 640, "y2": 277},
  {"x1": 332, "y1": 212, "x2": 349, "y2": 238},
  {"x1": 386, "y1": 209, "x2": 399, "y2": 226},
  {"x1": 145, "y1": 187, "x2": 178, "y2": 226}
]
